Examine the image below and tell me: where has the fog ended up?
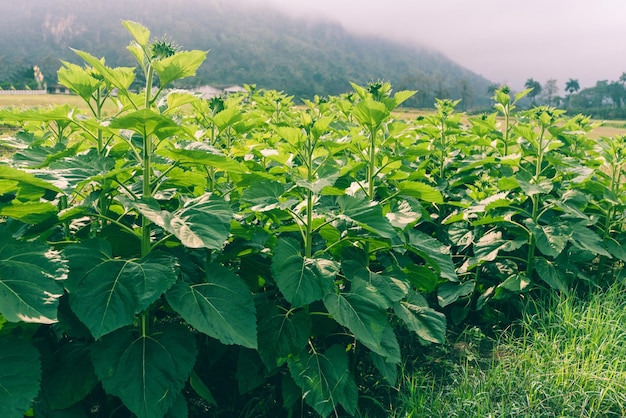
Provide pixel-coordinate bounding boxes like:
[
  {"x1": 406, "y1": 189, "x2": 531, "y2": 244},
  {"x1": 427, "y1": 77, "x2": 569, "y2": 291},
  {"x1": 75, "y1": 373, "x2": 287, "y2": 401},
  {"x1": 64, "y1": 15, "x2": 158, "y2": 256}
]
[{"x1": 240, "y1": 0, "x2": 626, "y2": 91}]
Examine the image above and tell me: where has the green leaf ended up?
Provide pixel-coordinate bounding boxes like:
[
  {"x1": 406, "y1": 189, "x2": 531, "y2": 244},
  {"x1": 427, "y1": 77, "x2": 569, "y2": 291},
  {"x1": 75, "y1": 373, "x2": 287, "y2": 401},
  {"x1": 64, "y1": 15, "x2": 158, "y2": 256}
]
[
  {"x1": 257, "y1": 301, "x2": 311, "y2": 369},
  {"x1": 0, "y1": 201, "x2": 58, "y2": 224},
  {"x1": 323, "y1": 278, "x2": 400, "y2": 363},
  {"x1": 153, "y1": 50, "x2": 207, "y2": 87},
  {"x1": 213, "y1": 106, "x2": 243, "y2": 132},
  {"x1": 0, "y1": 166, "x2": 62, "y2": 194},
  {"x1": 189, "y1": 370, "x2": 216, "y2": 407},
  {"x1": 570, "y1": 224, "x2": 610, "y2": 257},
  {"x1": 66, "y1": 241, "x2": 178, "y2": 339},
  {"x1": 240, "y1": 180, "x2": 286, "y2": 211},
  {"x1": 397, "y1": 181, "x2": 444, "y2": 204},
  {"x1": 525, "y1": 219, "x2": 569, "y2": 258},
  {"x1": 498, "y1": 273, "x2": 530, "y2": 293},
  {"x1": 129, "y1": 194, "x2": 233, "y2": 249},
  {"x1": 108, "y1": 109, "x2": 182, "y2": 140},
  {"x1": 338, "y1": 195, "x2": 397, "y2": 239},
  {"x1": 158, "y1": 142, "x2": 246, "y2": 173},
  {"x1": 370, "y1": 351, "x2": 398, "y2": 385},
  {"x1": 534, "y1": 257, "x2": 568, "y2": 292},
  {"x1": 91, "y1": 325, "x2": 197, "y2": 418},
  {"x1": 271, "y1": 238, "x2": 338, "y2": 307},
  {"x1": 516, "y1": 172, "x2": 553, "y2": 196},
  {"x1": 72, "y1": 49, "x2": 135, "y2": 92},
  {"x1": 406, "y1": 230, "x2": 457, "y2": 281},
  {"x1": 0, "y1": 228, "x2": 65, "y2": 324},
  {"x1": 473, "y1": 230, "x2": 525, "y2": 264},
  {"x1": 0, "y1": 335, "x2": 41, "y2": 418},
  {"x1": 394, "y1": 290, "x2": 446, "y2": 344},
  {"x1": 166, "y1": 264, "x2": 257, "y2": 349},
  {"x1": 437, "y1": 281, "x2": 475, "y2": 307},
  {"x1": 122, "y1": 20, "x2": 151, "y2": 48},
  {"x1": 288, "y1": 345, "x2": 358, "y2": 417},
  {"x1": 41, "y1": 341, "x2": 98, "y2": 410},
  {"x1": 57, "y1": 61, "x2": 101, "y2": 101},
  {"x1": 351, "y1": 98, "x2": 389, "y2": 131}
]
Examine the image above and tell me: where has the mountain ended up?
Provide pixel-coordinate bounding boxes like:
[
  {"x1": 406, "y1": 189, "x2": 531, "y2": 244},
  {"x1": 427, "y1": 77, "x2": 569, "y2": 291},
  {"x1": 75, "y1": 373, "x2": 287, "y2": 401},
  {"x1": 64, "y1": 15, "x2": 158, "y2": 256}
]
[{"x1": 0, "y1": 0, "x2": 494, "y2": 108}]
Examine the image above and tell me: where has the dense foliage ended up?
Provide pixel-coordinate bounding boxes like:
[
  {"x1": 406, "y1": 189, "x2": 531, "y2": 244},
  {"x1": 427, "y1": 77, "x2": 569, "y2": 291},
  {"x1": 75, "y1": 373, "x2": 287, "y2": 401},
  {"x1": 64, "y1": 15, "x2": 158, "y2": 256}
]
[
  {"x1": 1, "y1": 23, "x2": 625, "y2": 417},
  {"x1": 0, "y1": 0, "x2": 492, "y2": 107}
]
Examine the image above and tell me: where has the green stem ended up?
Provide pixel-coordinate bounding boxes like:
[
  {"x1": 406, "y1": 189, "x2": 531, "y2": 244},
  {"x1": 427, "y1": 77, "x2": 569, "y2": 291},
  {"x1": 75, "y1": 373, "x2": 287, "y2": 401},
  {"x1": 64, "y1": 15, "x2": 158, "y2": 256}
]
[
  {"x1": 367, "y1": 127, "x2": 377, "y2": 200},
  {"x1": 141, "y1": 65, "x2": 155, "y2": 338}
]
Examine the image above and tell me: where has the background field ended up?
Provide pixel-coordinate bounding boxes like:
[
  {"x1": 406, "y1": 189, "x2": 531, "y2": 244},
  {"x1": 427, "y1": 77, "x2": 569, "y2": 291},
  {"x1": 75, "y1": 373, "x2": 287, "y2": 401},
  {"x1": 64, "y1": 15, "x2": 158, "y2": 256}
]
[{"x1": 2, "y1": 94, "x2": 626, "y2": 140}]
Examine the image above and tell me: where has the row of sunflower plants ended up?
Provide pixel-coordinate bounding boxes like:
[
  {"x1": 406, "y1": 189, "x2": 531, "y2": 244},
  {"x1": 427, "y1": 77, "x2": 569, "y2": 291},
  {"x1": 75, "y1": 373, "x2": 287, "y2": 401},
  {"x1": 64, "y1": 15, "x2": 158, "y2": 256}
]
[{"x1": 0, "y1": 22, "x2": 458, "y2": 418}]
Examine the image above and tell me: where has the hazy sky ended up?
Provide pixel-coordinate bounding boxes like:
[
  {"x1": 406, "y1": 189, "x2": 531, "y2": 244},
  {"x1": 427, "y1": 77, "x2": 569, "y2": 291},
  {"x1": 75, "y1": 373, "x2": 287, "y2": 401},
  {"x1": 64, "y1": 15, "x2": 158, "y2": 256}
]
[{"x1": 241, "y1": 0, "x2": 626, "y2": 92}]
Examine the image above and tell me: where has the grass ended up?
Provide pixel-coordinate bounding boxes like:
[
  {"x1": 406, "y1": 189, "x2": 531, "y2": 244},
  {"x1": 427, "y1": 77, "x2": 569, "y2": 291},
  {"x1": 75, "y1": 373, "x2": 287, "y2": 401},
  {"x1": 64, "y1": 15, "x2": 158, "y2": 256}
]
[{"x1": 393, "y1": 282, "x2": 626, "y2": 417}]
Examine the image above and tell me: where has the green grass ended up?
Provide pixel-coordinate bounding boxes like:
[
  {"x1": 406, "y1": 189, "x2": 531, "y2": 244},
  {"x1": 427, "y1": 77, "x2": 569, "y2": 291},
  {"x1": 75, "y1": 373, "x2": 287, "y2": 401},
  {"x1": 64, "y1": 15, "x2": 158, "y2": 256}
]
[{"x1": 393, "y1": 282, "x2": 626, "y2": 417}]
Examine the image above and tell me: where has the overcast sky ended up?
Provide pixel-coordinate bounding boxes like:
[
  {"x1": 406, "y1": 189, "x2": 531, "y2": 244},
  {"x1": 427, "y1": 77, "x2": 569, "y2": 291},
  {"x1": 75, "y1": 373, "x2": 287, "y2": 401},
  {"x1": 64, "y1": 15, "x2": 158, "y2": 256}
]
[{"x1": 240, "y1": 0, "x2": 626, "y2": 92}]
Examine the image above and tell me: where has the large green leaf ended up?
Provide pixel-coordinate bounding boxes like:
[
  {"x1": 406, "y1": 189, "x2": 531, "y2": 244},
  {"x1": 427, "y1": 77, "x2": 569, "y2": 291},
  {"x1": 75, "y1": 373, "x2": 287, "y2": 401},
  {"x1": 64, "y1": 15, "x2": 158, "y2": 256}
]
[
  {"x1": 41, "y1": 341, "x2": 98, "y2": 410},
  {"x1": 437, "y1": 281, "x2": 475, "y2": 307},
  {"x1": 157, "y1": 141, "x2": 246, "y2": 173},
  {"x1": 129, "y1": 193, "x2": 233, "y2": 249},
  {"x1": 525, "y1": 219, "x2": 569, "y2": 258},
  {"x1": 397, "y1": 181, "x2": 444, "y2": 204},
  {"x1": 534, "y1": 257, "x2": 568, "y2": 292},
  {"x1": 351, "y1": 98, "x2": 389, "y2": 131},
  {"x1": 108, "y1": 109, "x2": 182, "y2": 140},
  {"x1": 570, "y1": 224, "x2": 610, "y2": 257},
  {"x1": 58, "y1": 61, "x2": 102, "y2": 101},
  {"x1": 0, "y1": 335, "x2": 41, "y2": 418},
  {"x1": 166, "y1": 264, "x2": 257, "y2": 349},
  {"x1": 122, "y1": 20, "x2": 150, "y2": 48},
  {"x1": 406, "y1": 230, "x2": 458, "y2": 281},
  {"x1": 65, "y1": 240, "x2": 178, "y2": 339},
  {"x1": 0, "y1": 228, "x2": 65, "y2": 324},
  {"x1": 271, "y1": 238, "x2": 338, "y2": 307},
  {"x1": 153, "y1": 50, "x2": 207, "y2": 87},
  {"x1": 287, "y1": 345, "x2": 358, "y2": 418},
  {"x1": 395, "y1": 290, "x2": 447, "y2": 344},
  {"x1": 257, "y1": 301, "x2": 311, "y2": 369},
  {"x1": 338, "y1": 195, "x2": 397, "y2": 239},
  {"x1": 323, "y1": 277, "x2": 400, "y2": 363},
  {"x1": 0, "y1": 165, "x2": 62, "y2": 194},
  {"x1": 91, "y1": 325, "x2": 197, "y2": 418},
  {"x1": 71, "y1": 49, "x2": 135, "y2": 92},
  {"x1": 240, "y1": 180, "x2": 286, "y2": 211}
]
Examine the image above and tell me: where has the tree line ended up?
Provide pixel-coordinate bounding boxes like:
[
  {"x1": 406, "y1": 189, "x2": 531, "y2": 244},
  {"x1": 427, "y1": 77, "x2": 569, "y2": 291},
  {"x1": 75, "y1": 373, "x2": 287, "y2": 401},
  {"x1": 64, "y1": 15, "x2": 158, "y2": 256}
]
[{"x1": 507, "y1": 74, "x2": 626, "y2": 119}]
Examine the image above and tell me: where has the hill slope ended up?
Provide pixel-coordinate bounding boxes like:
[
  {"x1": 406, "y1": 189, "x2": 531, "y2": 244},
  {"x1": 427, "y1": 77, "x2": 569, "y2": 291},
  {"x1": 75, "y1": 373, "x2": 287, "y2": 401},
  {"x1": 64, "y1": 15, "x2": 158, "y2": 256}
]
[{"x1": 0, "y1": 0, "x2": 493, "y2": 108}]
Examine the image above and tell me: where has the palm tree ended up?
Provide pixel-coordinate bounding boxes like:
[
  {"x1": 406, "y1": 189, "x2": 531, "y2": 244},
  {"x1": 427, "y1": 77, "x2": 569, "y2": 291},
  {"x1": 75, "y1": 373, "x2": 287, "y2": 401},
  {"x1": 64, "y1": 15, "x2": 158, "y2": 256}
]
[
  {"x1": 565, "y1": 78, "x2": 580, "y2": 95},
  {"x1": 525, "y1": 78, "x2": 542, "y2": 106},
  {"x1": 565, "y1": 78, "x2": 580, "y2": 109}
]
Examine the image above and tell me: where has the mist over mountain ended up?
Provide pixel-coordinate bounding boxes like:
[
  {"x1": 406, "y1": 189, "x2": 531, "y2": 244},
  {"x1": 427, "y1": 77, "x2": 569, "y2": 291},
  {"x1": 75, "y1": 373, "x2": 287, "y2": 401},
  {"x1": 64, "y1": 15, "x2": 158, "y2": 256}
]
[{"x1": 0, "y1": 0, "x2": 494, "y2": 108}]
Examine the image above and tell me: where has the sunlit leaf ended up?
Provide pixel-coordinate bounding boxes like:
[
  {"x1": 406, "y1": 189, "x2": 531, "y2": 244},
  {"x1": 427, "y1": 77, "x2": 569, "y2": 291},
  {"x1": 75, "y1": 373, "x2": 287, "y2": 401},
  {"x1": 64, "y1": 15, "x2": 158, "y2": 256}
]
[
  {"x1": 166, "y1": 264, "x2": 257, "y2": 349},
  {"x1": 153, "y1": 50, "x2": 207, "y2": 87},
  {"x1": 129, "y1": 193, "x2": 233, "y2": 249},
  {"x1": 0, "y1": 228, "x2": 65, "y2": 324}
]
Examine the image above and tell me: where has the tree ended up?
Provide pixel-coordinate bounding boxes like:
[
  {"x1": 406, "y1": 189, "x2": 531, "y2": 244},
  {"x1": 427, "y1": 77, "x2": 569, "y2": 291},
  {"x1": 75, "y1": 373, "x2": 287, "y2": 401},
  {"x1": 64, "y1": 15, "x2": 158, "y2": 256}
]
[
  {"x1": 607, "y1": 81, "x2": 624, "y2": 108},
  {"x1": 525, "y1": 78, "x2": 542, "y2": 105},
  {"x1": 565, "y1": 78, "x2": 580, "y2": 95},
  {"x1": 543, "y1": 79, "x2": 558, "y2": 106}
]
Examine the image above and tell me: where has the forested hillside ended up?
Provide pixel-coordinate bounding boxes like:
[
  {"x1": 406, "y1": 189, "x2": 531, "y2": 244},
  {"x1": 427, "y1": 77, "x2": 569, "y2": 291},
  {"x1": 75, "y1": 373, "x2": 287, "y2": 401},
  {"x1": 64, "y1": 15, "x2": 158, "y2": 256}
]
[{"x1": 0, "y1": 0, "x2": 493, "y2": 107}]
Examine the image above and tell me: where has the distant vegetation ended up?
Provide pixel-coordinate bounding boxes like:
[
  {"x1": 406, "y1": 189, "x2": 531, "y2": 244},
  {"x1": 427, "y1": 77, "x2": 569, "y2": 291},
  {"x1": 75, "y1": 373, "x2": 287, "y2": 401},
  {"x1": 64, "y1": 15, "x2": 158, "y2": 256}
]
[{"x1": 0, "y1": 0, "x2": 493, "y2": 108}]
